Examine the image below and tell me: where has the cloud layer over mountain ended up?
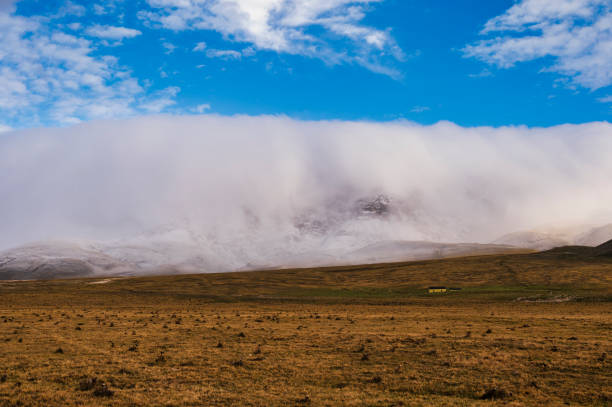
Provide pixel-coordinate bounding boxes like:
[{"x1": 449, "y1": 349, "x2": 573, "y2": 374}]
[{"x1": 1, "y1": 116, "x2": 611, "y2": 274}]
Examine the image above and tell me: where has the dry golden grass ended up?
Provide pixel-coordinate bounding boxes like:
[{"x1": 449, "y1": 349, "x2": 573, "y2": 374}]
[{"x1": 0, "y1": 252, "x2": 610, "y2": 406}]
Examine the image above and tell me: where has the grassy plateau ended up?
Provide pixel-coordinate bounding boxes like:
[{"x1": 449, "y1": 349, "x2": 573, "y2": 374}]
[{"x1": 0, "y1": 249, "x2": 610, "y2": 406}]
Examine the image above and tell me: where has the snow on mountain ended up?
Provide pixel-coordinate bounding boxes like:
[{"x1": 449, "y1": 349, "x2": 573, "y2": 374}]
[
  {"x1": 2, "y1": 194, "x2": 611, "y2": 280},
  {"x1": 493, "y1": 224, "x2": 612, "y2": 251},
  {"x1": 574, "y1": 224, "x2": 612, "y2": 246}
]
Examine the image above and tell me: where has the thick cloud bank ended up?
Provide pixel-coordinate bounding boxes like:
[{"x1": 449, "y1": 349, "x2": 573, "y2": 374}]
[{"x1": 1, "y1": 116, "x2": 611, "y2": 274}]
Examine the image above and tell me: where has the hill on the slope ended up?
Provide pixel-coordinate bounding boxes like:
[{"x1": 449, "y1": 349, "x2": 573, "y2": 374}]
[
  {"x1": 594, "y1": 238, "x2": 612, "y2": 257},
  {"x1": 538, "y1": 238, "x2": 612, "y2": 258}
]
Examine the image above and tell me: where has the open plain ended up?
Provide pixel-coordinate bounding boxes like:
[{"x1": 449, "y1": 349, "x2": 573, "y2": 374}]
[{"x1": 0, "y1": 249, "x2": 610, "y2": 406}]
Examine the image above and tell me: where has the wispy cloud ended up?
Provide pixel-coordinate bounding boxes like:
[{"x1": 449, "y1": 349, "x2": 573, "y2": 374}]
[
  {"x1": 463, "y1": 0, "x2": 612, "y2": 90},
  {"x1": 85, "y1": 25, "x2": 142, "y2": 40},
  {"x1": 193, "y1": 103, "x2": 211, "y2": 113},
  {"x1": 206, "y1": 48, "x2": 242, "y2": 60},
  {"x1": 468, "y1": 68, "x2": 493, "y2": 78},
  {"x1": 141, "y1": 0, "x2": 404, "y2": 78},
  {"x1": 193, "y1": 41, "x2": 207, "y2": 51},
  {"x1": 598, "y1": 95, "x2": 612, "y2": 103},
  {"x1": 0, "y1": 0, "x2": 16, "y2": 12},
  {"x1": 162, "y1": 41, "x2": 176, "y2": 54},
  {"x1": 140, "y1": 86, "x2": 180, "y2": 112},
  {"x1": 410, "y1": 106, "x2": 430, "y2": 113},
  {"x1": 0, "y1": 7, "x2": 178, "y2": 127}
]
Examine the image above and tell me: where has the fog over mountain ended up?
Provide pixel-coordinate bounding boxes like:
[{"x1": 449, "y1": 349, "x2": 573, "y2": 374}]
[{"x1": 1, "y1": 116, "x2": 611, "y2": 278}]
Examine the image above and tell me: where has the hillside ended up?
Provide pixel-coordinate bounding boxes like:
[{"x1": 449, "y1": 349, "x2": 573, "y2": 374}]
[
  {"x1": 0, "y1": 239, "x2": 526, "y2": 281},
  {"x1": 538, "y1": 238, "x2": 612, "y2": 258},
  {"x1": 2, "y1": 240, "x2": 610, "y2": 303}
]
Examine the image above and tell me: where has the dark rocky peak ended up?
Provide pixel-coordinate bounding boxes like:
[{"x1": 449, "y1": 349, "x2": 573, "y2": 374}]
[{"x1": 358, "y1": 194, "x2": 391, "y2": 216}]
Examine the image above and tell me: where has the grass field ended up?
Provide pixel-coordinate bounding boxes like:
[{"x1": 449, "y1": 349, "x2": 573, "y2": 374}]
[{"x1": 0, "y1": 252, "x2": 610, "y2": 406}]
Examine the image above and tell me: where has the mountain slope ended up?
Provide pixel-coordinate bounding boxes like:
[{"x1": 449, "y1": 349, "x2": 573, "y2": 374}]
[
  {"x1": 0, "y1": 239, "x2": 525, "y2": 280},
  {"x1": 593, "y1": 238, "x2": 612, "y2": 257}
]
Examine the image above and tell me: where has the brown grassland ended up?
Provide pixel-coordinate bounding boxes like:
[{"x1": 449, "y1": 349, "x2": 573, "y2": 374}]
[{"x1": 0, "y1": 250, "x2": 610, "y2": 406}]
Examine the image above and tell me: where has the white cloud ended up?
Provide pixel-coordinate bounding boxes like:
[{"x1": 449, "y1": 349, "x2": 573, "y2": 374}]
[
  {"x1": 0, "y1": 8, "x2": 177, "y2": 127},
  {"x1": 90, "y1": 1, "x2": 124, "y2": 16},
  {"x1": 598, "y1": 95, "x2": 612, "y2": 102},
  {"x1": 0, "y1": 123, "x2": 11, "y2": 132},
  {"x1": 193, "y1": 41, "x2": 207, "y2": 51},
  {"x1": 140, "y1": 86, "x2": 180, "y2": 112},
  {"x1": 464, "y1": 0, "x2": 612, "y2": 90},
  {"x1": 93, "y1": 4, "x2": 106, "y2": 14},
  {"x1": 85, "y1": 25, "x2": 142, "y2": 40},
  {"x1": 410, "y1": 106, "x2": 430, "y2": 113},
  {"x1": 142, "y1": 0, "x2": 404, "y2": 77},
  {"x1": 162, "y1": 41, "x2": 176, "y2": 53},
  {"x1": 468, "y1": 68, "x2": 493, "y2": 78},
  {"x1": 0, "y1": 117, "x2": 611, "y2": 271},
  {"x1": 193, "y1": 103, "x2": 211, "y2": 113},
  {"x1": 206, "y1": 48, "x2": 242, "y2": 59},
  {"x1": 241, "y1": 45, "x2": 255, "y2": 57},
  {"x1": 53, "y1": 0, "x2": 86, "y2": 18},
  {"x1": 0, "y1": 0, "x2": 15, "y2": 12}
]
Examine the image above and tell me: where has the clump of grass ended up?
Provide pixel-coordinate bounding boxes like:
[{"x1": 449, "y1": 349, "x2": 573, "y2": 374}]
[
  {"x1": 77, "y1": 377, "x2": 115, "y2": 398},
  {"x1": 79, "y1": 377, "x2": 97, "y2": 391},
  {"x1": 93, "y1": 382, "x2": 114, "y2": 398},
  {"x1": 147, "y1": 351, "x2": 167, "y2": 366},
  {"x1": 480, "y1": 388, "x2": 511, "y2": 400}
]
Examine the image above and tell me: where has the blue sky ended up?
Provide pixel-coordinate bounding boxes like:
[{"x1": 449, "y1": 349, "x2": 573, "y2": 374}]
[{"x1": 1, "y1": 0, "x2": 611, "y2": 129}]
